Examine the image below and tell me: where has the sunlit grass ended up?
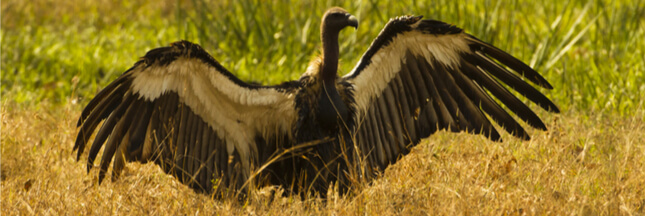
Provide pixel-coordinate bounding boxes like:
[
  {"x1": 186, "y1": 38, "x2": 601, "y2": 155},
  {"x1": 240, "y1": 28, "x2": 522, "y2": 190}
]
[
  {"x1": 2, "y1": 101, "x2": 644, "y2": 214},
  {"x1": 2, "y1": 0, "x2": 644, "y2": 113},
  {"x1": 2, "y1": 0, "x2": 645, "y2": 214}
]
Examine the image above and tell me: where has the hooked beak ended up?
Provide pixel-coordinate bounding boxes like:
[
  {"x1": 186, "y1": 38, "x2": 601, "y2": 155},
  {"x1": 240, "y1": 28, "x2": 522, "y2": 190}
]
[{"x1": 347, "y1": 15, "x2": 358, "y2": 29}]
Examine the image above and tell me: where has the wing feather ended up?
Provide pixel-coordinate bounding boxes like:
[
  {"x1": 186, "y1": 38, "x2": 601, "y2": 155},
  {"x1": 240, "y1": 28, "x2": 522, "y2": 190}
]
[
  {"x1": 368, "y1": 108, "x2": 388, "y2": 169},
  {"x1": 418, "y1": 56, "x2": 460, "y2": 130},
  {"x1": 205, "y1": 129, "x2": 217, "y2": 193},
  {"x1": 466, "y1": 36, "x2": 553, "y2": 89},
  {"x1": 342, "y1": 17, "x2": 558, "y2": 172},
  {"x1": 98, "y1": 96, "x2": 141, "y2": 183},
  {"x1": 438, "y1": 59, "x2": 499, "y2": 139},
  {"x1": 184, "y1": 110, "x2": 199, "y2": 184},
  {"x1": 391, "y1": 74, "x2": 416, "y2": 143},
  {"x1": 376, "y1": 95, "x2": 398, "y2": 161},
  {"x1": 86, "y1": 93, "x2": 135, "y2": 172},
  {"x1": 197, "y1": 123, "x2": 211, "y2": 191},
  {"x1": 383, "y1": 85, "x2": 407, "y2": 152},
  {"x1": 127, "y1": 99, "x2": 154, "y2": 157},
  {"x1": 75, "y1": 41, "x2": 299, "y2": 194},
  {"x1": 74, "y1": 80, "x2": 130, "y2": 159},
  {"x1": 76, "y1": 74, "x2": 131, "y2": 127},
  {"x1": 468, "y1": 52, "x2": 559, "y2": 112}
]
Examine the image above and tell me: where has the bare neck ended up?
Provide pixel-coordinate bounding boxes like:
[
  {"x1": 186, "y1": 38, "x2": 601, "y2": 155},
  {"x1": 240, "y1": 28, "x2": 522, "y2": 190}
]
[{"x1": 320, "y1": 28, "x2": 340, "y2": 86}]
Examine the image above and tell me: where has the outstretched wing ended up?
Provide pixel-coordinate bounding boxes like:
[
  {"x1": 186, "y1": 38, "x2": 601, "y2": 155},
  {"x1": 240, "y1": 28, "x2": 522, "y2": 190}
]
[
  {"x1": 74, "y1": 41, "x2": 299, "y2": 194},
  {"x1": 341, "y1": 16, "x2": 559, "y2": 170}
]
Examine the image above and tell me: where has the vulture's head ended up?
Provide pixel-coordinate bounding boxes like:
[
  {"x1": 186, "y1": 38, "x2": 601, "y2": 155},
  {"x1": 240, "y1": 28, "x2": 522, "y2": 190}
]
[{"x1": 321, "y1": 7, "x2": 358, "y2": 34}]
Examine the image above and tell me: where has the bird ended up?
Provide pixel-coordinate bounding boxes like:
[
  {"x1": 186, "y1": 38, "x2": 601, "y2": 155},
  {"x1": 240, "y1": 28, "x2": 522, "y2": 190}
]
[{"x1": 74, "y1": 7, "x2": 559, "y2": 198}]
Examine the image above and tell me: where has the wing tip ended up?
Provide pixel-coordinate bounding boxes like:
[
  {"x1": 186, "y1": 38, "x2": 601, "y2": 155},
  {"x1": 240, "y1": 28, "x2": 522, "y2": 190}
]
[
  {"x1": 466, "y1": 35, "x2": 555, "y2": 89},
  {"x1": 533, "y1": 122, "x2": 548, "y2": 131},
  {"x1": 74, "y1": 132, "x2": 87, "y2": 161},
  {"x1": 549, "y1": 105, "x2": 561, "y2": 113},
  {"x1": 489, "y1": 131, "x2": 502, "y2": 142},
  {"x1": 86, "y1": 161, "x2": 93, "y2": 173},
  {"x1": 98, "y1": 170, "x2": 106, "y2": 185}
]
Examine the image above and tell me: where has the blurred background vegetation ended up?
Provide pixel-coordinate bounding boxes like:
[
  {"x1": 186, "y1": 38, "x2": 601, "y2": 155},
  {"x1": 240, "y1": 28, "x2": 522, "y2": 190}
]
[{"x1": 1, "y1": 0, "x2": 644, "y2": 115}]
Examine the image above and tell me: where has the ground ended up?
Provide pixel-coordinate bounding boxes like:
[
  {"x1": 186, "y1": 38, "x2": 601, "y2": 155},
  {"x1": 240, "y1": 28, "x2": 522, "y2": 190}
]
[{"x1": 2, "y1": 103, "x2": 644, "y2": 215}]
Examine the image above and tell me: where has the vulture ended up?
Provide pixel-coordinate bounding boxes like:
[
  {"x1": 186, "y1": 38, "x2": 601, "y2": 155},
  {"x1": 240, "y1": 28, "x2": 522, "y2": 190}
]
[{"x1": 74, "y1": 7, "x2": 559, "y2": 198}]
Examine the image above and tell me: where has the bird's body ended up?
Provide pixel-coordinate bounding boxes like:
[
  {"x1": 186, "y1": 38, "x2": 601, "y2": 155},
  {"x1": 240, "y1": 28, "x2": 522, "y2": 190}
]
[{"x1": 74, "y1": 7, "x2": 559, "y2": 198}]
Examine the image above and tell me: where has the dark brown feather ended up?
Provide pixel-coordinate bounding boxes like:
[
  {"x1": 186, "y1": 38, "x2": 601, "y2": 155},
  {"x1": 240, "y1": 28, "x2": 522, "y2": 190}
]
[
  {"x1": 402, "y1": 57, "x2": 438, "y2": 135},
  {"x1": 460, "y1": 62, "x2": 547, "y2": 130},
  {"x1": 173, "y1": 103, "x2": 190, "y2": 180},
  {"x1": 87, "y1": 93, "x2": 135, "y2": 172},
  {"x1": 186, "y1": 116, "x2": 203, "y2": 186},
  {"x1": 198, "y1": 123, "x2": 211, "y2": 191},
  {"x1": 364, "y1": 109, "x2": 384, "y2": 169},
  {"x1": 98, "y1": 98, "x2": 142, "y2": 184},
  {"x1": 383, "y1": 84, "x2": 408, "y2": 152},
  {"x1": 371, "y1": 107, "x2": 391, "y2": 168},
  {"x1": 470, "y1": 52, "x2": 559, "y2": 112},
  {"x1": 467, "y1": 35, "x2": 553, "y2": 89},
  {"x1": 77, "y1": 75, "x2": 131, "y2": 127},
  {"x1": 75, "y1": 89, "x2": 122, "y2": 160},
  {"x1": 392, "y1": 74, "x2": 416, "y2": 143},
  {"x1": 454, "y1": 61, "x2": 529, "y2": 139},
  {"x1": 204, "y1": 130, "x2": 216, "y2": 194},
  {"x1": 438, "y1": 62, "x2": 500, "y2": 140},
  {"x1": 375, "y1": 94, "x2": 399, "y2": 160},
  {"x1": 417, "y1": 58, "x2": 461, "y2": 131},
  {"x1": 127, "y1": 100, "x2": 154, "y2": 159}
]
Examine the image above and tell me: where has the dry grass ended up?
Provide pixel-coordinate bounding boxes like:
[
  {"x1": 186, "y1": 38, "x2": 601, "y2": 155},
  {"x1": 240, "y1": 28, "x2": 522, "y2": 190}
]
[{"x1": 2, "y1": 102, "x2": 644, "y2": 215}]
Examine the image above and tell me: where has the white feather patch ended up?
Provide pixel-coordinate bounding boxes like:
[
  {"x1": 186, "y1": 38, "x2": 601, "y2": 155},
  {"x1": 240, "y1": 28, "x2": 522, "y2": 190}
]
[
  {"x1": 130, "y1": 58, "x2": 298, "y2": 171},
  {"x1": 345, "y1": 31, "x2": 472, "y2": 116}
]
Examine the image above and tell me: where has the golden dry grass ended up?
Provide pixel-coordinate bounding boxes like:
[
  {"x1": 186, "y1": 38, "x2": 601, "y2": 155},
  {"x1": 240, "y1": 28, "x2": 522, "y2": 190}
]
[{"x1": 2, "y1": 102, "x2": 644, "y2": 215}]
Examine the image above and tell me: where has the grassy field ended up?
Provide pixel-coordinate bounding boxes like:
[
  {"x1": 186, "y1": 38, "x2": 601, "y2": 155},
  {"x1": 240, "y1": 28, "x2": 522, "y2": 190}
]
[{"x1": 2, "y1": 0, "x2": 644, "y2": 215}]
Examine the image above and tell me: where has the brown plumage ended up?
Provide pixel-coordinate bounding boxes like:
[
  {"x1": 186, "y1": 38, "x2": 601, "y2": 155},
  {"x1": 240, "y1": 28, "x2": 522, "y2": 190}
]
[{"x1": 74, "y1": 7, "x2": 558, "y2": 199}]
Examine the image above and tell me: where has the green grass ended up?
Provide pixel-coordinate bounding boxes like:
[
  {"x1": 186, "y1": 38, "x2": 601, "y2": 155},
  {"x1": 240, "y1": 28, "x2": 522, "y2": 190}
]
[
  {"x1": 2, "y1": 0, "x2": 645, "y2": 215},
  {"x1": 3, "y1": 0, "x2": 644, "y2": 114}
]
